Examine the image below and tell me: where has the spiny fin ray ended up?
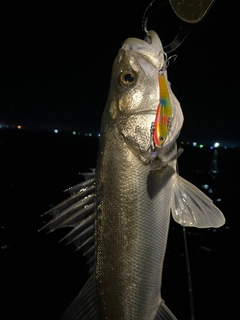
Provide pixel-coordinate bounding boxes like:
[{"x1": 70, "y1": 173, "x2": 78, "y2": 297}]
[{"x1": 40, "y1": 172, "x2": 97, "y2": 274}]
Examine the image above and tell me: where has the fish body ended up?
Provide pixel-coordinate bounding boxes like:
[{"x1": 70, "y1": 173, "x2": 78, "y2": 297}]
[
  {"x1": 95, "y1": 143, "x2": 177, "y2": 319},
  {"x1": 94, "y1": 31, "x2": 181, "y2": 319},
  {"x1": 41, "y1": 30, "x2": 225, "y2": 320}
]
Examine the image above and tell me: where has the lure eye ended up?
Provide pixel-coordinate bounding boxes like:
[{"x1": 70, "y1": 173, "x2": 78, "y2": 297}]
[{"x1": 118, "y1": 70, "x2": 137, "y2": 87}]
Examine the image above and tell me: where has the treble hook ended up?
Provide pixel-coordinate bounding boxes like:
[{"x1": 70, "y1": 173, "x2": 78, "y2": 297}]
[{"x1": 159, "y1": 52, "x2": 178, "y2": 72}]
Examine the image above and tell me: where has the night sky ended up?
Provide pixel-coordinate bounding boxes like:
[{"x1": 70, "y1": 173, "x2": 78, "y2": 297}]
[{"x1": 0, "y1": 0, "x2": 239, "y2": 145}]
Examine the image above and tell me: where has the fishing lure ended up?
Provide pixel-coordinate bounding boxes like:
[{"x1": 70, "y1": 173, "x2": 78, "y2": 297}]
[{"x1": 153, "y1": 72, "x2": 172, "y2": 148}]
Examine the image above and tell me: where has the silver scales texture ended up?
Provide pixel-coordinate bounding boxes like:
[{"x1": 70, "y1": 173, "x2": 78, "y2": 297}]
[{"x1": 95, "y1": 107, "x2": 175, "y2": 319}]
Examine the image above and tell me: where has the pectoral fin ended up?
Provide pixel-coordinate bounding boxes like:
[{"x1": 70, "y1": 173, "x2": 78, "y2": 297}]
[{"x1": 171, "y1": 174, "x2": 225, "y2": 228}]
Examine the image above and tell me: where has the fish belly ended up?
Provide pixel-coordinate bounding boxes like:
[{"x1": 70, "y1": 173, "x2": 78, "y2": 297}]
[{"x1": 95, "y1": 137, "x2": 175, "y2": 319}]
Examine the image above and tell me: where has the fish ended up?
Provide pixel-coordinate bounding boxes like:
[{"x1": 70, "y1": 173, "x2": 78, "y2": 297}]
[{"x1": 40, "y1": 30, "x2": 225, "y2": 320}]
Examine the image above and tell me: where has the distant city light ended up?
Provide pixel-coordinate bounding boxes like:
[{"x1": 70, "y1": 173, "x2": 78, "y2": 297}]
[
  {"x1": 202, "y1": 184, "x2": 209, "y2": 190},
  {"x1": 1, "y1": 244, "x2": 10, "y2": 250},
  {"x1": 54, "y1": 129, "x2": 58, "y2": 133},
  {"x1": 98, "y1": 133, "x2": 101, "y2": 137},
  {"x1": 199, "y1": 144, "x2": 204, "y2": 148},
  {"x1": 214, "y1": 142, "x2": 220, "y2": 148},
  {"x1": 89, "y1": 133, "x2": 92, "y2": 136},
  {"x1": 72, "y1": 131, "x2": 76, "y2": 135},
  {"x1": 192, "y1": 142, "x2": 197, "y2": 147},
  {"x1": 17, "y1": 125, "x2": 22, "y2": 129}
]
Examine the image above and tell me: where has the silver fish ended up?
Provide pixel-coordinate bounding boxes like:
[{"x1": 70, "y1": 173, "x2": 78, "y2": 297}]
[{"x1": 41, "y1": 30, "x2": 225, "y2": 320}]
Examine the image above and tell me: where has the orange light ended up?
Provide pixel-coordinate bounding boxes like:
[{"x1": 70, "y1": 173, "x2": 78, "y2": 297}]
[{"x1": 17, "y1": 125, "x2": 22, "y2": 129}]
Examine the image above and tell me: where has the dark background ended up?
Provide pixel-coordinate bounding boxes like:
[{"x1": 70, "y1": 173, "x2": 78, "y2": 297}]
[
  {"x1": 0, "y1": 0, "x2": 239, "y2": 145},
  {"x1": 0, "y1": 1, "x2": 239, "y2": 319},
  {"x1": 0, "y1": 130, "x2": 238, "y2": 320}
]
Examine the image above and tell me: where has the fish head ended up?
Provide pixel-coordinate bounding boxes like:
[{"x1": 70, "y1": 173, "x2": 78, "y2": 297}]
[{"x1": 103, "y1": 30, "x2": 183, "y2": 163}]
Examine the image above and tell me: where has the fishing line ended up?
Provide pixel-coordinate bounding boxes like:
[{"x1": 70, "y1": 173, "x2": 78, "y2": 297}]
[
  {"x1": 142, "y1": 0, "x2": 192, "y2": 53},
  {"x1": 142, "y1": 0, "x2": 168, "y2": 33},
  {"x1": 163, "y1": 24, "x2": 192, "y2": 53},
  {"x1": 183, "y1": 226, "x2": 195, "y2": 320},
  {"x1": 176, "y1": 161, "x2": 195, "y2": 320},
  {"x1": 143, "y1": 0, "x2": 218, "y2": 53}
]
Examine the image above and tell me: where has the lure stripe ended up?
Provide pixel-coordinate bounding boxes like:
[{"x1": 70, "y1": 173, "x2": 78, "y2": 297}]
[{"x1": 153, "y1": 73, "x2": 172, "y2": 147}]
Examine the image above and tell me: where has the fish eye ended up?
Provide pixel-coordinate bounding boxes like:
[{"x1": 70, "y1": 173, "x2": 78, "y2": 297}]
[{"x1": 118, "y1": 70, "x2": 137, "y2": 87}]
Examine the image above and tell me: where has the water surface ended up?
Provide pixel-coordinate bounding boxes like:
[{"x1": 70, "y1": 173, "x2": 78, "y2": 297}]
[{"x1": 0, "y1": 130, "x2": 238, "y2": 320}]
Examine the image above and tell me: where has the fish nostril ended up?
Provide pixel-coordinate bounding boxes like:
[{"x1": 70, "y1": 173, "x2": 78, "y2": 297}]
[{"x1": 144, "y1": 34, "x2": 152, "y2": 44}]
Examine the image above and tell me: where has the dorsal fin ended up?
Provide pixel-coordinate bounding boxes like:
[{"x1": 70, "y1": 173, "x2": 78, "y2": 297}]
[{"x1": 39, "y1": 171, "x2": 97, "y2": 272}]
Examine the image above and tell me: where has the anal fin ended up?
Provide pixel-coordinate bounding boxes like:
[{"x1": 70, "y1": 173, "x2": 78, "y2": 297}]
[
  {"x1": 62, "y1": 276, "x2": 100, "y2": 320},
  {"x1": 155, "y1": 301, "x2": 177, "y2": 320}
]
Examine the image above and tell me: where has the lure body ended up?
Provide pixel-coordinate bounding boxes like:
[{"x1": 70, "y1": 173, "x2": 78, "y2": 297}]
[{"x1": 153, "y1": 73, "x2": 173, "y2": 147}]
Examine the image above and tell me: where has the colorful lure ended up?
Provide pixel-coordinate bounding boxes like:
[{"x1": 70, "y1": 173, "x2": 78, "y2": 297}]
[{"x1": 153, "y1": 73, "x2": 172, "y2": 147}]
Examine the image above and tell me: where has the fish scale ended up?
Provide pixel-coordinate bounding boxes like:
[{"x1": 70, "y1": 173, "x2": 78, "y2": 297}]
[{"x1": 95, "y1": 127, "x2": 175, "y2": 319}]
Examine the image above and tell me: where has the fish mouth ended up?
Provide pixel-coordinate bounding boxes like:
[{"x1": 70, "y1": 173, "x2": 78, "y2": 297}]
[
  {"x1": 126, "y1": 109, "x2": 157, "y2": 116},
  {"x1": 121, "y1": 30, "x2": 164, "y2": 71}
]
